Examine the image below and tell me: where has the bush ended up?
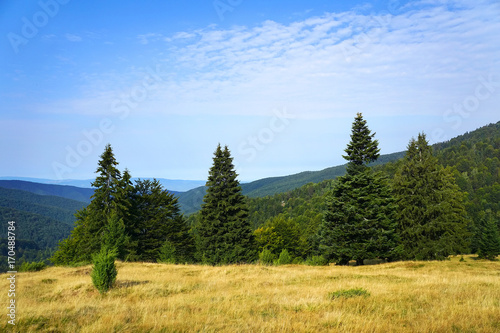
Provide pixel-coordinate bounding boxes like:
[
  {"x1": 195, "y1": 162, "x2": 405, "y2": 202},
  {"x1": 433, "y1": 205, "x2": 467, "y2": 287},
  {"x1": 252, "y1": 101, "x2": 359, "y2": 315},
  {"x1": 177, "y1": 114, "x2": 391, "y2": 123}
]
[
  {"x1": 305, "y1": 255, "x2": 328, "y2": 266},
  {"x1": 91, "y1": 246, "x2": 118, "y2": 294},
  {"x1": 158, "y1": 240, "x2": 177, "y2": 264},
  {"x1": 275, "y1": 249, "x2": 293, "y2": 265},
  {"x1": 19, "y1": 261, "x2": 46, "y2": 272},
  {"x1": 329, "y1": 288, "x2": 370, "y2": 300},
  {"x1": 259, "y1": 249, "x2": 276, "y2": 265}
]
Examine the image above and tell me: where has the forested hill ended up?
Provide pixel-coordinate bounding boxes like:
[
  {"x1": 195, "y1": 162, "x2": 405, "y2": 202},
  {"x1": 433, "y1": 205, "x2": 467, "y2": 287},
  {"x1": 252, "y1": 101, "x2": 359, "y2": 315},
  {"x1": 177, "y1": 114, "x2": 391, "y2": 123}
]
[
  {"x1": 0, "y1": 187, "x2": 87, "y2": 225},
  {"x1": 0, "y1": 207, "x2": 73, "y2": 249},
  {"x1": 435, "y1": 121, "x2": 500, "y2": 225},
  {"x1": 0, "y1": 180, "x2": 94, "y2": 203},
  {"x1": 0, "y1": 187, "x2": 87, "y2": 272},
  {"x1": 1, "y1": 120, "x2": 497, "y2": 269},
  {"x1": 0, "y1": 187, "x2": 88, "y2": 243}
]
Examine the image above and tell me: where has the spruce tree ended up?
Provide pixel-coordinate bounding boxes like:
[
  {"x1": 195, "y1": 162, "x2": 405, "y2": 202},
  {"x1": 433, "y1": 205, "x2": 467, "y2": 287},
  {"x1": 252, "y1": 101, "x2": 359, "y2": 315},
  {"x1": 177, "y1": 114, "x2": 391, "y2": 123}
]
[
  {"x1": 393, "y1": 133, "x2": 470, "y2": 260},
  {"x1": 197, "y1": 144, "x2": 256, "y2": 265},
  {"x1": 52, "y1": 144, "x2": 124, "y2": 264},
  {"x1": 476, "y1": 210, "x2": 500, "y2": 260},
  {"x1": 51, "y1": 145, "x2": 195, "y2": 265},
  {"x1": 318, "y1": 113, "x2": 397, "y2": 265}
]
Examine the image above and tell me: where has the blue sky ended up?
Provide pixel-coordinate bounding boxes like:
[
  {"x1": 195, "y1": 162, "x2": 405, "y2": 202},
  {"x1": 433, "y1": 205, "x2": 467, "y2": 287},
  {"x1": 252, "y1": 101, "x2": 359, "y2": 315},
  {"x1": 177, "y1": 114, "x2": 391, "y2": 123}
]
[{"x1": 1, "y1": 0, "x2": 499, "y2": 182}]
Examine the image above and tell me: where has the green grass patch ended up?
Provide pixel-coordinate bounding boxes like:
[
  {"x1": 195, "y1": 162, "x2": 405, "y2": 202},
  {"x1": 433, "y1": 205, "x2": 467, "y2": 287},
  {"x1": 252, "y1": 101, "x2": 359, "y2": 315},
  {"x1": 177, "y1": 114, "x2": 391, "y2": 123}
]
[{"x1": 329, "y1": 288, "x2": 370, "y2": 300}]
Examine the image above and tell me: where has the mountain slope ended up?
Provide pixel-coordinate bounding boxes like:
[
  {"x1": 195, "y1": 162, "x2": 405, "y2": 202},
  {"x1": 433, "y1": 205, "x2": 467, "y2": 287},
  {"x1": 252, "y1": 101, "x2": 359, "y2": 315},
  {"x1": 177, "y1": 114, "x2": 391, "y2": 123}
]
[
  {"x1": 0, "y1": 187, "x2": 87, "y2": 242},
  {"x1": 0, "y1": 180, "x2": 94, "y2": 203},
  {"x1": 0, "y1": 187, "x2": 87, "y2": 219},
  {"x1": 0, "y1": 177, "x2": 204, "y2": 192},
  {"x1": 0, "y1": 207, "x2": 72, "y2": 249},
  {"x1": 0, "y1": 187, "x2": 87, "y2": 272}
]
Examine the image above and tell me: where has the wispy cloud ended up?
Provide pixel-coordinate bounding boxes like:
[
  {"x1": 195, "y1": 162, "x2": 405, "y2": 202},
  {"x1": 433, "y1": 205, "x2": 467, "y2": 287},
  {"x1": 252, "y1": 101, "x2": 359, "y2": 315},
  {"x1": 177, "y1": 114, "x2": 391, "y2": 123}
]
[
  {"x1": 137, "y1": 33, "x2": 163, "y2": 45},
  {"x1": 65, "y1": 33, "x2": 82, "y2": 42},
  {"x1": 41, "y1": 0, "x2": 500, "y2": 121}
]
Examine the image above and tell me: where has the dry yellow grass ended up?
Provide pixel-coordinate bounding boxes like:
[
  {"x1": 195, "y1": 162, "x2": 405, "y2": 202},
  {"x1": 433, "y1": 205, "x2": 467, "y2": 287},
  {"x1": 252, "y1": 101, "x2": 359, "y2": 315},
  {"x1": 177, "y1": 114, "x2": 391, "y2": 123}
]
[{"x1": 1, "y1": 256, "x2": 499, "y2": 332}]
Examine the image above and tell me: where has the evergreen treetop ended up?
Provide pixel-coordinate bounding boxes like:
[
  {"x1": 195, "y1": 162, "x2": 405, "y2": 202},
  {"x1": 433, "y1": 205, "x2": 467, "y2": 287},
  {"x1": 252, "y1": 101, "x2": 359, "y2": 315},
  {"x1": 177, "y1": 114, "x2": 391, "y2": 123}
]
[
  {"x1": 343, "y1": 113, "x2": 380, "y2": 174},
  {"x1": 91, "y1": 143, "x2": 122, "y2": 212}
]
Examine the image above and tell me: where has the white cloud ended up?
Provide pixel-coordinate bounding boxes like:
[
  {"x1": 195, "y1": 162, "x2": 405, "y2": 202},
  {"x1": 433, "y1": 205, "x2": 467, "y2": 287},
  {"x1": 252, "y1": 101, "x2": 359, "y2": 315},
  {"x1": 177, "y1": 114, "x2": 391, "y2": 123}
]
[
  {"x1": 65, "y1": 33, "x2": 82, "y2": 42},
  {"x1": 137, "y1": 33, "x2": 163, "y2": 45}
]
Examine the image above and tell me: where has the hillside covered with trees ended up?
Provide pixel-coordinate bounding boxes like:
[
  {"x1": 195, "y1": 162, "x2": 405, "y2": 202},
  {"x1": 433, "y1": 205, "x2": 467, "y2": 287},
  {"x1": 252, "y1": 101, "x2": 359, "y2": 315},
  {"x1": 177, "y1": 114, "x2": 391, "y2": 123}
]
[{"x1": 0, "y1": 188, "x2": 87, "y2": 272}]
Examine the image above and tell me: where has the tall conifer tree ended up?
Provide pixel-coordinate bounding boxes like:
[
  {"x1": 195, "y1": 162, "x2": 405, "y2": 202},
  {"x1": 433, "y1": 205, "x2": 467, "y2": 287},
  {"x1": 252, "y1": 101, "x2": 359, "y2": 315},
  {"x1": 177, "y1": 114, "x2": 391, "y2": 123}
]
[
  {"x1": 393, "y1": 133, "x2": 470, "y2": 260},
  {"x1": 53, "y1": 144, "x2": 124, "y2": 264},
  {"x1": 197, "y1": 144, "x2": 256, "y2": 264},
  {"x1": 318, "y1": 113, "x2": 397, "y2": 265}
]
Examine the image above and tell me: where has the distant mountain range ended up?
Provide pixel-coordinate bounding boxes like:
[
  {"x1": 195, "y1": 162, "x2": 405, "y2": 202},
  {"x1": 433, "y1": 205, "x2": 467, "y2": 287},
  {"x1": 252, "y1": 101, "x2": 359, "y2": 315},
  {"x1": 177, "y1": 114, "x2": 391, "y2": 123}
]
[
  {"x1": 0, "y1": 177, "x2": 206, "y2": 192},
  {"x1": 0, "y1": 180, "x2": 95, "y2": 203}
]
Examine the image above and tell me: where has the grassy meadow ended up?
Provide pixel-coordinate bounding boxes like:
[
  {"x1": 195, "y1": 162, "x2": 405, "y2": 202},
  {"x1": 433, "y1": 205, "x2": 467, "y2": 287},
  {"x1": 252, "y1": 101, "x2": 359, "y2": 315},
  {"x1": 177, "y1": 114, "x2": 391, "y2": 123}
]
[{"x1": 1, "y1": 256, "x2": 499, "y2": 332}]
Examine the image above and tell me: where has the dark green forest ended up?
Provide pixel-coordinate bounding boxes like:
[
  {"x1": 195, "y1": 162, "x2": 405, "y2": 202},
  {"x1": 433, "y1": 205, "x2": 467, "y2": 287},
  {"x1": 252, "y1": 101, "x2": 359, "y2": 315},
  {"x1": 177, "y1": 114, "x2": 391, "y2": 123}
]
[
  {"x1": 2, "y1": 120, "x2": 499, "y2": 271},
  {"x1": 0, "y1": 188, "x2": 87, "y2": 272}
]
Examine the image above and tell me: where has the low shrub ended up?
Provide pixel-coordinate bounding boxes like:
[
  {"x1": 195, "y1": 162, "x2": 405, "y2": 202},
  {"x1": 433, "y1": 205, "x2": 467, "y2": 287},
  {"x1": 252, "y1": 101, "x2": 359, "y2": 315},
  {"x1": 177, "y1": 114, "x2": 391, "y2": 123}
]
[
  {"x1": 259, "y1": 249, "x2": 276, "y2": 266},
  {"x1": 91, "y1": 246, "x2": 118, "y2": 294},
  {"x1": 275, "y1": 249, "x2": 293, "y2": 265},
  {"x1": 19, "y1": 261, "x2": 46, "y2": 272},
  {"x1": 305, "y1": 255, "x2": 328, "y2": 266},
  {"x1": 158, "y1": 241, "x2": 177, "y2": 264}
]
